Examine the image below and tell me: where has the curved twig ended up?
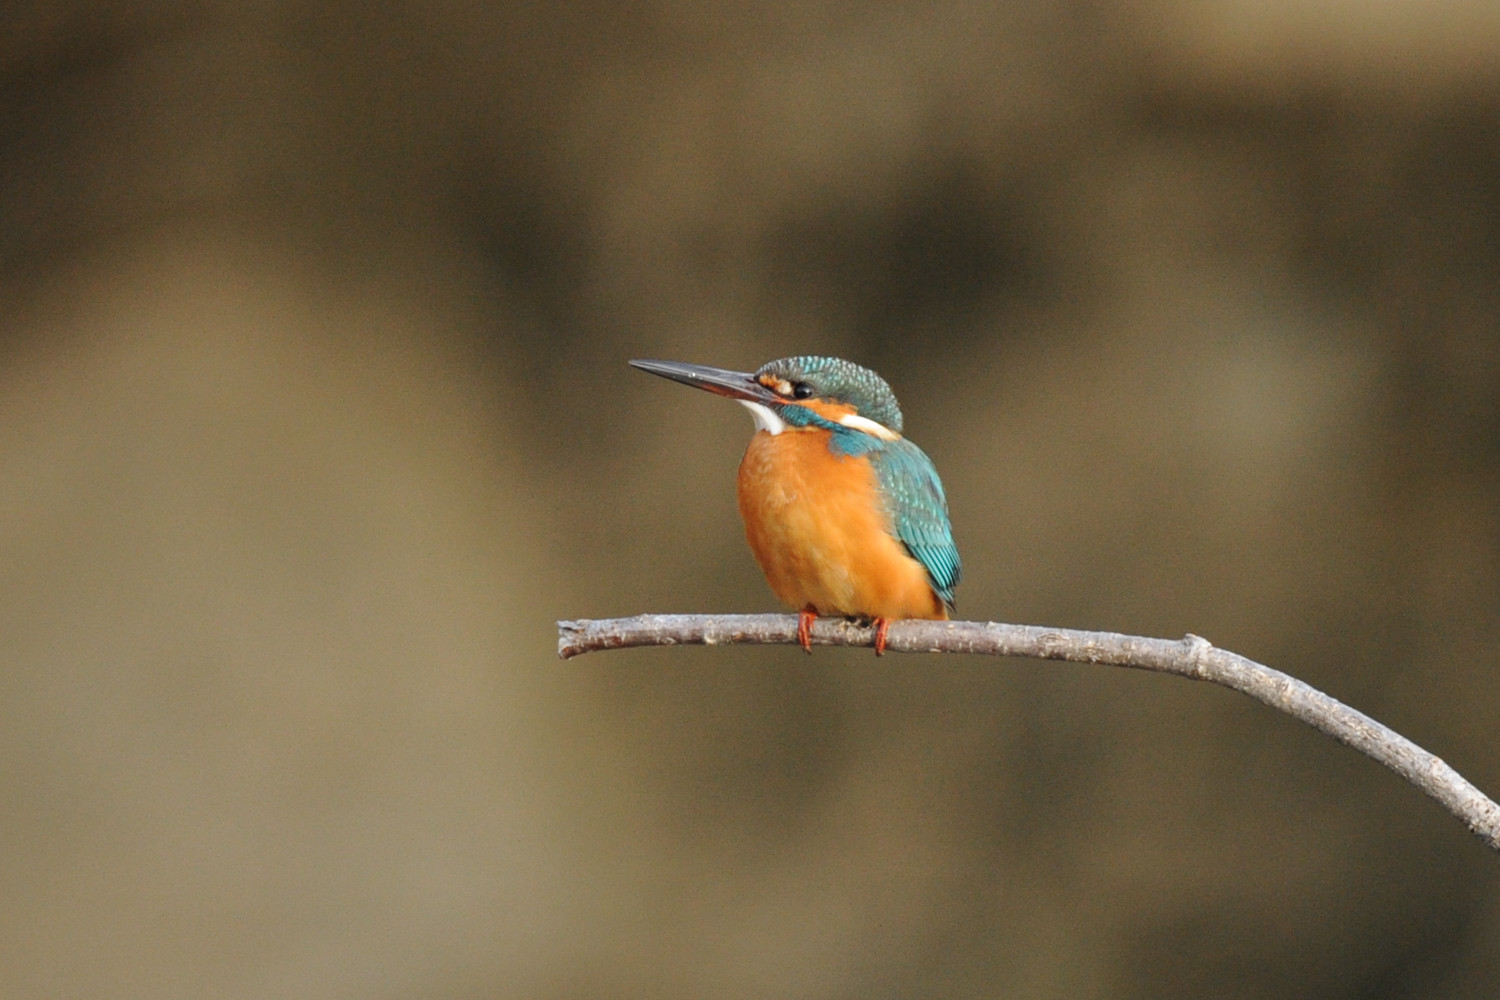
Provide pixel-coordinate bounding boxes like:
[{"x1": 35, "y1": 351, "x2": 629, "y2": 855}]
[{"x1": 557, "y1": 613, "x2": 1500, "y2": 853}]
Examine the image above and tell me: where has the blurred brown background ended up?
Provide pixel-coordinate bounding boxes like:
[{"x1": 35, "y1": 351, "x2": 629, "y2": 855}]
[{"x1": 3, "y1": 2, "x2": 1499, "y2": 997}]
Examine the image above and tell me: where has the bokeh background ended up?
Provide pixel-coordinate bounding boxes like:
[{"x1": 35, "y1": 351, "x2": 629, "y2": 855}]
[{"x1": 4, "y1": 2, "x2": 1500, "y2": 997}]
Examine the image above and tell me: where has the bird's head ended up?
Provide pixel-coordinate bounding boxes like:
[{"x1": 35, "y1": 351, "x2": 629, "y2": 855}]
[{"x1": 630, "y1": 355, "x2": 903, "y2": 440}]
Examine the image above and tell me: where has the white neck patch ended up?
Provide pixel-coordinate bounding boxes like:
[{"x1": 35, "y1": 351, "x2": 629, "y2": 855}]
[
  {"x1": 836, "y1": 412, "x2": 900, "y2": 441},
  {"x1": 739, "y1": 400, "x2": 787, "y2": 434}
]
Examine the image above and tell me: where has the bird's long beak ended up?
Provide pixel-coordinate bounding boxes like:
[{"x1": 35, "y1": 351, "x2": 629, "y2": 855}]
[{"x1": 629, "y1": 359, "x2": 781, "y2": 404}]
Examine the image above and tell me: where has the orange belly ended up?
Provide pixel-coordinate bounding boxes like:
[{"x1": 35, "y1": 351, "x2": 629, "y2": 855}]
[{"x1": 736, "y1": 430, "x2": 947, "y2": 621}]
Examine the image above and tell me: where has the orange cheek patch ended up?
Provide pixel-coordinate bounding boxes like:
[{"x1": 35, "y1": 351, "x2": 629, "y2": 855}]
[{"x1": 796, "y1": 399, "x2": 856, "y2": 423}]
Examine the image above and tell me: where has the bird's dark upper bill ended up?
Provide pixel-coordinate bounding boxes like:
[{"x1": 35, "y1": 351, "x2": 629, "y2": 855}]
[{"x1": 629, "y1": 359, "x2": 779, "y2": 403}]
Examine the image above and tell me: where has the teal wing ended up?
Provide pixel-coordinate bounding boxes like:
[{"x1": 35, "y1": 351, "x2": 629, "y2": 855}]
[{"x1": 869, "y1": 439, "x2": 961, "y2": 609}]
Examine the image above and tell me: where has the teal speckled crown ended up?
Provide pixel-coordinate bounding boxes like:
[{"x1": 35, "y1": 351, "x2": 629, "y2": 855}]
[{"x1": 755, "y1": 356, "x2": 904, "y2": 433}]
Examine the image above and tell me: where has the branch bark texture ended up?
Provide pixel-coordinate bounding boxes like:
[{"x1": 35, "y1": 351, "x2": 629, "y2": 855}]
[{"x1": 557, "y1": 613, "x2": 1500, "y2": 854}]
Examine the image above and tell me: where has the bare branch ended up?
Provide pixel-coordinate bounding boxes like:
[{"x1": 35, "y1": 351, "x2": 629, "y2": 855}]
[{"x1": 557, "y1": 613, "x2": 1500, "y2": 853}]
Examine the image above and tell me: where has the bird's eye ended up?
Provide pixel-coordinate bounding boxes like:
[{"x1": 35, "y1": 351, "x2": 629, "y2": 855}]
[{"x1": 792, "y1": 382, "x2": 814, "y2": 399}]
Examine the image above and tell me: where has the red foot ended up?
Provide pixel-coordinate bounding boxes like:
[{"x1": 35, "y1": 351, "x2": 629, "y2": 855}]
[
  {"x1": 874, "y1": 617, "x2": 891, "y2": 656},
  {"x1": 797, "y1": 607, "x2": 817, "y2": 654}
]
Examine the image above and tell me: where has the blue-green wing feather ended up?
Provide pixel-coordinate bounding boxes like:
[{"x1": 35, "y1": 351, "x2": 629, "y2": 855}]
[{"x1": 867, "y1": 438, "x2": 961, "y2": 609}]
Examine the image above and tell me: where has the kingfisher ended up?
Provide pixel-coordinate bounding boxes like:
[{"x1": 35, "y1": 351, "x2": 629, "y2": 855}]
[{"x1": 630, "y1": 355, "x2": 960, "y2": 655}]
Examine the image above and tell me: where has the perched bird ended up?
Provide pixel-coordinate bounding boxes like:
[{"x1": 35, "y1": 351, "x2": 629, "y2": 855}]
[{"x1": 630, "y1": 355, "x2": 960, "y2": 654}]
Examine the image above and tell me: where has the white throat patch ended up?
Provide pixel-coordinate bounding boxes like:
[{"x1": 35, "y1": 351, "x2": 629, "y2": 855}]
[{"x1": 739, "y1": 400, "x2": 787, "y2": 434}]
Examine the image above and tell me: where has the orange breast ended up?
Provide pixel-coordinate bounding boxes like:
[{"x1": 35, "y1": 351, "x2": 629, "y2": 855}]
[{"x1": 736, "y1": 429, "x2": 947, "y2": 621}]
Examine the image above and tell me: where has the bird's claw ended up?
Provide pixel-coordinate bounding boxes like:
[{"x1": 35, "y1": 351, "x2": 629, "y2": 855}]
[{"x1": 797, "y1": 607, "x2": 816, "y2": 653}]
